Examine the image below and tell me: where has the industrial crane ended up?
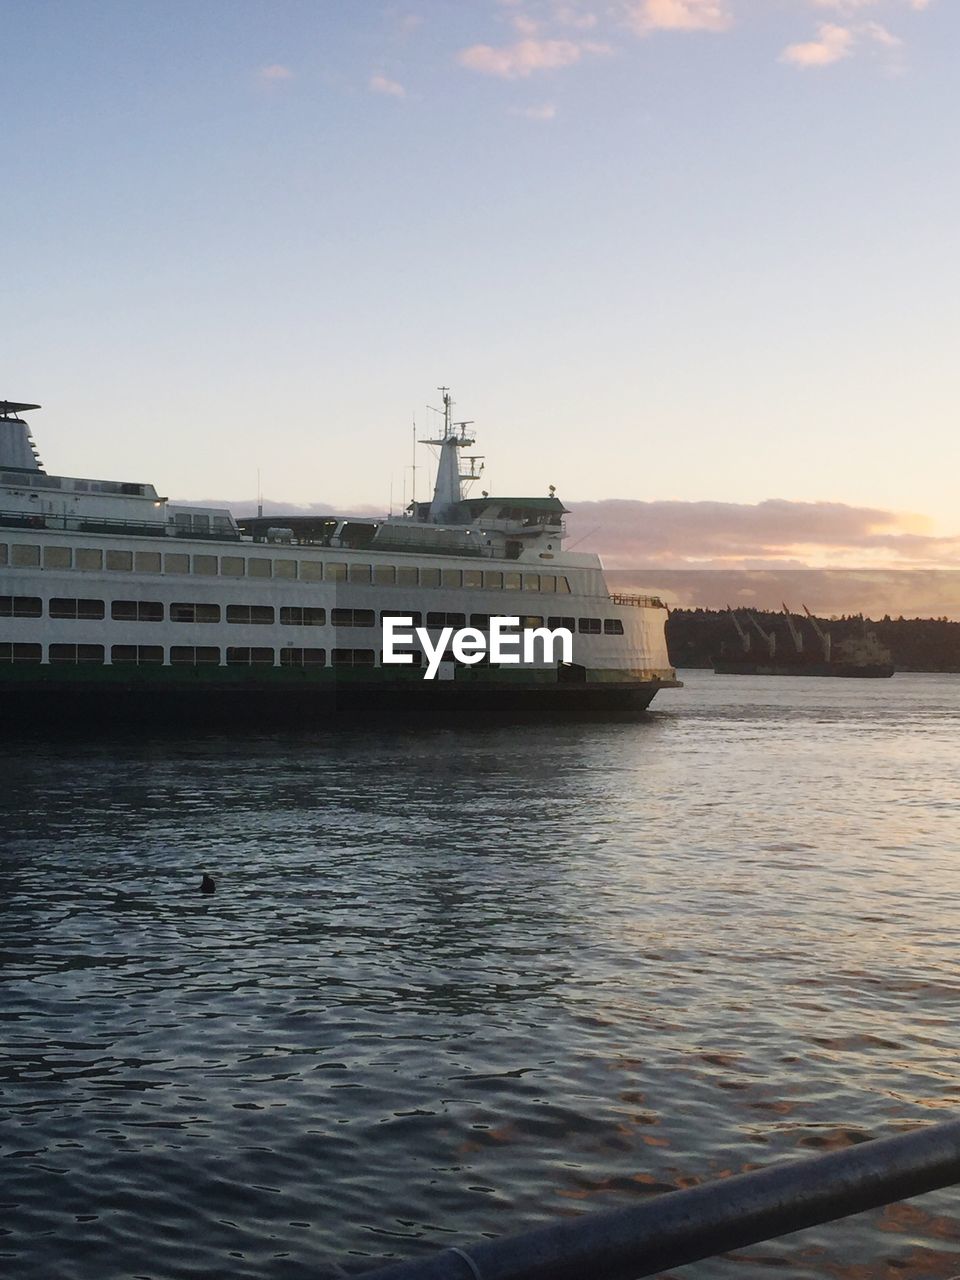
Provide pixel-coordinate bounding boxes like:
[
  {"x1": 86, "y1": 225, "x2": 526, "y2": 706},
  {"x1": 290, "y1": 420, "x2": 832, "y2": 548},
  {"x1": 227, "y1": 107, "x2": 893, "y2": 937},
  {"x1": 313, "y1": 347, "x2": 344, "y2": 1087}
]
[
  {"x1": 747, "y1": 611, "x2": 776, "y2": 658},
  {"x1": 781, "y1": 603, "x2": 804, "y2": 654},
  {"x1": 802, "y1": 604, "x2": 831, "y2": 663},
  {"x1": 726, "y1": 606, "x2": 751, "y2": 653}
]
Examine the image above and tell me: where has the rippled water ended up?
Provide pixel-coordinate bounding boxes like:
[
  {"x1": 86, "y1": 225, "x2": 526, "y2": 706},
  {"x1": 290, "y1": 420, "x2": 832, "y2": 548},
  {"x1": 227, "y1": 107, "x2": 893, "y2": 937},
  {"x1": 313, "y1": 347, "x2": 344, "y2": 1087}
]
[{"x1": 3, "y1": 671, "x2": 960, "y2": 1280}]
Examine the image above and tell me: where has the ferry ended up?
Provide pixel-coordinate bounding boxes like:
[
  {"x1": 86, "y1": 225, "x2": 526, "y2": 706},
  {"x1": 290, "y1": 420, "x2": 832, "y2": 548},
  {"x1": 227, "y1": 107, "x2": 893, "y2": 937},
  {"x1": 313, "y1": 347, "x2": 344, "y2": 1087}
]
[{"x1": 0, "y1": 393, "x2": 680, "y2": 725}]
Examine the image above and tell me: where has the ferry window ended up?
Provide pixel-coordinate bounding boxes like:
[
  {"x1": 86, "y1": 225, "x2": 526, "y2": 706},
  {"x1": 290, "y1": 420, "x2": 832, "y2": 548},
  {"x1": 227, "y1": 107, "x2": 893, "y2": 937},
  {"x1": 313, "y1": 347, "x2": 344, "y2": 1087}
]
[
  {"x1": 0, "y1": 643, "x2": 41, "y2": 663},
  {"x1": 280, "y1": 606, "x2": 326, "y2": 626},
  {"x1": 483, "y1": 571, "x2": 502, "y2": 590},
  {"x1": 11, "y1": 544, "x2": 40, "y2": 568},
  {"x1": 76, "y1": 547, "x2": 103, "y2": 571},
  {"x1": 135, "y1": 551, "x2": 162, "y2": 574},
  {"x1": 373, "y1": 565, "x2": 396, "y2": 586},
  {"x1": 463, "y1": 569, "x2": 483, "y2": 589},
  {"x1": 301, "y1": 560, "x2": 323, "y2": 582},
  {"x1": 557, "y1": 576, "x2": 571, "y2": 594},
  {"x1": 50, "y1": 598, "x2": 105, "y2": 620},
  {"x1": 523, "y1": 574, "x2": 540, "y2": 592},
  {"x1": 380, "y1": 649, "x2": 423, "y2": 668},
  {"x1": 382, "y1": 609, "x2": 422, "y2": 626},
  {"x1": 331, "y1": 648, "x2": 375, "y2": 667},
  {"x1": 44, "y1": 546, "x2": 72, "y2": 570},
  {"x1": 604, "y1": 619, "x2": 625, "y2": 635},
  {"x1": 112, "y1": 600, "x2": 164, "y2": 622},
  {"x1": 504, "y1": 572, "x2": 522, "y2": 591},
  {"x1": 548, "y1": 616, "x2": 575, "y2": 631},
  {"x1": 164, "y1": 553, "x2": 189, "y2": 575},
  {"x1": 396, "y1": 567, "x2": 418, "y2": 587},
  {"x1": 427, "y1": 612, "x2": 465, "y2": 629},
  {"x1": 171, "y1": 646, "x2": 221, "y2": 665},
  {"x1": 111, "y1": 645, "x2": 163, "y2": 665},
  {"x1": 221, "y1": 556, "x2": 245, "y2": 577},
  {"x1": 248, "y1": 558, "x2": 272, "y2": 579},
  {"x1": 226, "y1": 647, "x2": 275, "y2": 665},
  {"x1": 171, "y1": 602, "x2": 221, "y2": 624},
  {"x1": 470, "y1": 614, "x2": 490, "y2": 630},
  {"x1": 226, "y1": 604, "x2": 275, "y2": 625},
  {"x1": 192, "y1": 514, "x2": 210, "y2": 533},
  {"x1": 280, "y1": 648, "x2": 326, "y2": 667},
  {"x1": 0, "y1": 595, "x2": 42, "y2": 618},
  {"x1": 348, "y1": 563, "x2": 372, "y2": 584},
  {"x1": 331, "y1": 608, "x2": 375, "y2": 628},
  {"x1": 49, "y1": 643, "x2": 105, "y2": 664},
  {"x1": 420, "y1": 568, "x2": 440, "y2": 589},
  {"x1": 0, "y1": 545, "x2": 6, "y2": 566},
  {"x1": 578, "y1": 618, "x2": 602, "y2": 634},
  {"x1": 274, "y1": 559, "x2": 297, "y2": 580},
  {"x1": 441, "y1": 569, "x2": 462, "y2": 589},
  {"x1": 192, "y1": 555, "x2": 218, "y2": 576},
  {"x1": 521, "y1": 615, "x2": 544, "y2": 629},
  {"x1": 541, "y1": 575, "x2": 557, "y2": 593},
  {"x1": 106, "y1": 550, "x2": 133, "y2": 572}
]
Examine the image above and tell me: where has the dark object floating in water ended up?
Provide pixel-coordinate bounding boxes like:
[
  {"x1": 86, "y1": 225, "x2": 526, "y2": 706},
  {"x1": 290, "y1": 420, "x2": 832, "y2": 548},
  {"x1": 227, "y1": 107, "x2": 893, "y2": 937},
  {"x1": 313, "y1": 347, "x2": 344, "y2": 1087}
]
[{"x1": 200, "y1": 874, "x2": 216, "y2": 894}]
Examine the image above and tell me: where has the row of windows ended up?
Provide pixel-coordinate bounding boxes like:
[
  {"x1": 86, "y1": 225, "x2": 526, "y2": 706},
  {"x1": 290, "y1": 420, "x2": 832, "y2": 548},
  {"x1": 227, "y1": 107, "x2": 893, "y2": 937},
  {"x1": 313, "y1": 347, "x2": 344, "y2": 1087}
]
[
  {"x1": 0, "y1": 595, "x2": 623, "y2": 634},
  {"x1": 0, "y1": 643, "x2": 382, "y2": 668},
  {"x1": 0, "y1": 544, "x2": 572, "y2": 593}
]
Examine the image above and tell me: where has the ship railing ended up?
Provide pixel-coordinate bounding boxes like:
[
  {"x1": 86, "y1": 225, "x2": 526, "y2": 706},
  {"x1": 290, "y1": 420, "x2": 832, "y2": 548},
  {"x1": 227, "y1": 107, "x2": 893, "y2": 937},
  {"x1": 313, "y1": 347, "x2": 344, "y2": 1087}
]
[
  {"x1": 360, "y1": 1116, "x2": 960, "y2": 1280},
  {"x1": 609, "y1": 592, "x2": 666, "y2": 609},
  {"x1": 0, "y1": 510, "x2": 241, "y2": 541},
  {"x1": 471, "y1": 517, "x2": 567, "y2": 535}
]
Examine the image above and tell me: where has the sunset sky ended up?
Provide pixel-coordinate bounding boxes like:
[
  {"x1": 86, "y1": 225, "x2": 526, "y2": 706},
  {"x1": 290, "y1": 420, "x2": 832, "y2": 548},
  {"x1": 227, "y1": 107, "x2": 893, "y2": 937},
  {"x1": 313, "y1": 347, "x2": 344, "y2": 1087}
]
[{"x1": 4, "y1": 0, "x2": 957, "y2": 582}]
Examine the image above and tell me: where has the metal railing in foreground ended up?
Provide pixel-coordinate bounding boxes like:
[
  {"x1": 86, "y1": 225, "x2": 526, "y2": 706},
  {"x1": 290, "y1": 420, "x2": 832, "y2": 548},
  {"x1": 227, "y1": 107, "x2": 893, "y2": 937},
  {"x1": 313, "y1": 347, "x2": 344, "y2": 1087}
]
[{"x1": 362, "y1": 1117, "x2": 960, "y2": 1280}]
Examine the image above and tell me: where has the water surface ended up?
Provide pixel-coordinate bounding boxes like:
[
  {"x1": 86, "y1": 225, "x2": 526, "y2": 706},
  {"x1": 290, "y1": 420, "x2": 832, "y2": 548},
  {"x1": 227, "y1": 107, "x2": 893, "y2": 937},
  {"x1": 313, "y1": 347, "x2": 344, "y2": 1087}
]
[{"x1": 2, "y1": 672, "x2": 960, "y2": 1278}]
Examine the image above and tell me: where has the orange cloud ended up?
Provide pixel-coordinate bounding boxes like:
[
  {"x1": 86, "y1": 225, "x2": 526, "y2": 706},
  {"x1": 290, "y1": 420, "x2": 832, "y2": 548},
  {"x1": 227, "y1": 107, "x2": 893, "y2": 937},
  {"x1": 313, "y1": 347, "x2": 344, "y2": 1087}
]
[
  {"x1": 256, "y1": 64, "x2": 295, "y2": 83},
  {"x1": 458, "y1": 37, "x2": 584, "y2": 77},
  {"x1": 624, "y1": 0, "x2": 733, "y2": 34},
  {"x1": 369, "y1": 73, "x2": 406, "y2": 97},
  {"x1": 780, "y1": 22, "x2": 854, "y2": 66}
]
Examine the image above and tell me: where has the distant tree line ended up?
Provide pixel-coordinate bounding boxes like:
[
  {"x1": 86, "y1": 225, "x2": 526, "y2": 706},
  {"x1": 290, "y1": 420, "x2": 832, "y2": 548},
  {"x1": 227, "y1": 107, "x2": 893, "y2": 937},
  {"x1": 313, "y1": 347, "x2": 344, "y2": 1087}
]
[{"x1": 666, "y1": 608, "x2": 960, "y2": 673}]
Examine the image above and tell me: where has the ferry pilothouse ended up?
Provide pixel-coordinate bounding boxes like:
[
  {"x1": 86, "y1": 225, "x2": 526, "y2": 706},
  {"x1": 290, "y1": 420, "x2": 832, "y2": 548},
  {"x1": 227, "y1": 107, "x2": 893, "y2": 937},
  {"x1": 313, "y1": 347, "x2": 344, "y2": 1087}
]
[{"x1": 0, "y1": 394, "x2": 680, "y2": 724}]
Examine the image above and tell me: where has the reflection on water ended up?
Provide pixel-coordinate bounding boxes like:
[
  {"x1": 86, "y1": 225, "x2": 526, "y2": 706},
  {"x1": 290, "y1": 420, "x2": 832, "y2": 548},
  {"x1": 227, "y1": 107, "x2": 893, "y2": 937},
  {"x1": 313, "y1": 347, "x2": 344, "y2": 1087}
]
[{"x1": 2, "y1": 672, "x2": 960, "y2": 1279}]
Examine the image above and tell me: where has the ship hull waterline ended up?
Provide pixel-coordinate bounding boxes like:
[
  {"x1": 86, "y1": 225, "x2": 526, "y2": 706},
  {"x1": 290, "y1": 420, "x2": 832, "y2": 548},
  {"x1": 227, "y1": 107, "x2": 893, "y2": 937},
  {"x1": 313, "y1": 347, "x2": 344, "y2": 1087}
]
[{"x1": 0, "y1": 666, "x2": 681, "y2": 729}]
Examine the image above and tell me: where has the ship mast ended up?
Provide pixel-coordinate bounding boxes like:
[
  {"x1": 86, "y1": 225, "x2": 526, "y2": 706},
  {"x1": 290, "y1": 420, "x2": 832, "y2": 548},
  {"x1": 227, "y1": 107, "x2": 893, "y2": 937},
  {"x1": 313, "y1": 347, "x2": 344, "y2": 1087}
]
[{"x1": 420, "y1": 387, "x2": 483, "y2": 524}]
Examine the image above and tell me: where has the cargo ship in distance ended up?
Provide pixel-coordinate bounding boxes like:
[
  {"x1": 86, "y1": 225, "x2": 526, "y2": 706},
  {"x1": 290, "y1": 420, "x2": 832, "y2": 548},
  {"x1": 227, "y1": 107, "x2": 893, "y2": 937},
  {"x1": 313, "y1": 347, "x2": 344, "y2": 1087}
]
[
  {"x1": 0, "y1": 393, "x2": 680, "y2": 725},
  {"x1": 713, "y1": 605, "x2": 895, "y2": 678}
]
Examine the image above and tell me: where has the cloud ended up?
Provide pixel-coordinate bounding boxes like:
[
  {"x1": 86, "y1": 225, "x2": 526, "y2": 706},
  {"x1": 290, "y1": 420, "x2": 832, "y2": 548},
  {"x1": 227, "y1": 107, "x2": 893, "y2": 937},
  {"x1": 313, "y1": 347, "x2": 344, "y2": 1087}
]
[
  {"x1": 865, "y1": 20, "x2": 902, "y2": 46},
  {"x1": 369, "y1": 73, "x2": 406, "y2": 97},
  {"x1": 624, "y1": 0, "x2": 733, "y2": 34},
  {"x1": 511, "y1": 101, "x2": 558, "y2": 119},
  {"x1": 554, "y1": 5, "x2": 599, "y2": 28},
  {"x1": 812, "y1": 0, "x2": 927, "y2": 8},
  {"x1": 458, "y1": 37, "x2": 584, "y2": 77},
  {"x1": 511, "y1": 14, "x2": 541, "y2": 35},
  {"x1": 780, "y1": 22, "x2": 854, "y2": 66},
  {"x1": 256, "y1": 64, "x2": 294, "y2": 83},
  {"x1": 562, "y1": 497, "x2": 960, "y2": 569}
]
